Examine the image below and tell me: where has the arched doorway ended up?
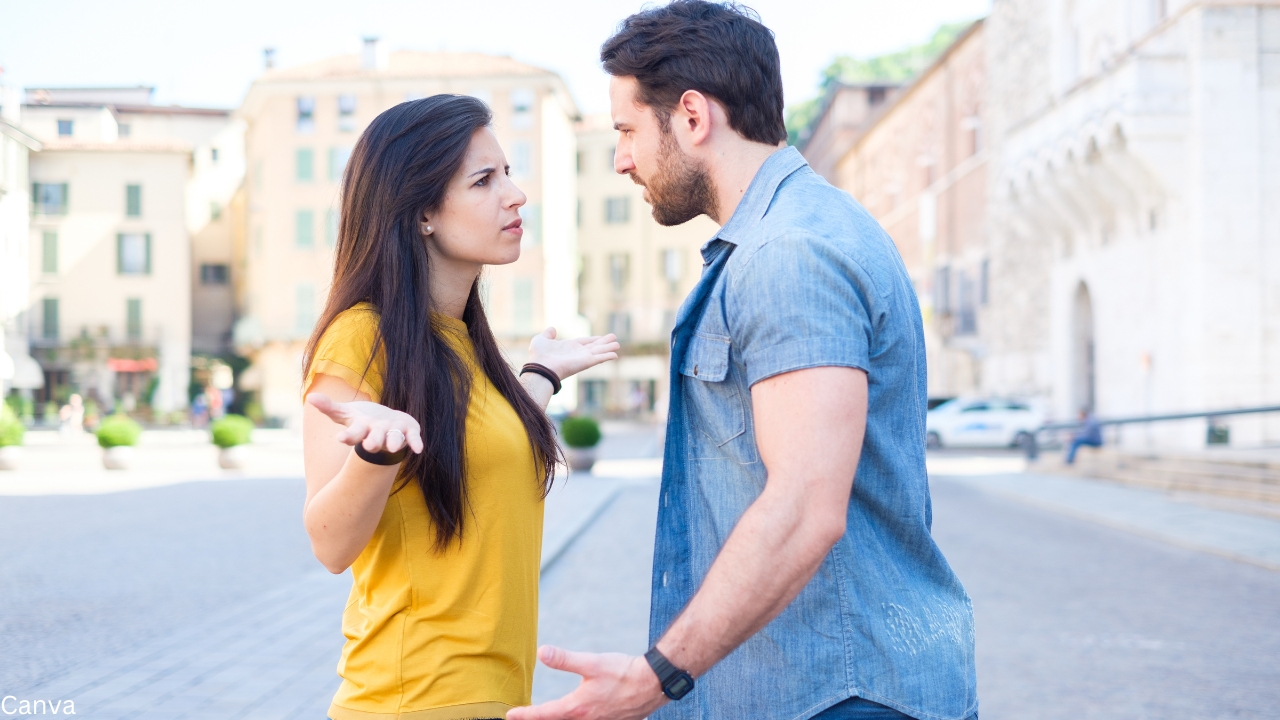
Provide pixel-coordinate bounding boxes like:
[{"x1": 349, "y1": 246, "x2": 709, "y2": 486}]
[{"x1": 1072, "y1": 282, "x2": 1096, "y2": 414}]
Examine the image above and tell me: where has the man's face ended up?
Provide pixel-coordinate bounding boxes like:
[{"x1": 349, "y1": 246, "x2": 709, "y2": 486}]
[{"x1": 609, "y1": 75, "x2": 715, "y2": 226}]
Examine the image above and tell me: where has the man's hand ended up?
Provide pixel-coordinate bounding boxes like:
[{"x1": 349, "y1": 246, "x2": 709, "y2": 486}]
[{"x1": 506, "y1": 646, "x2": 667, "y2": 720}]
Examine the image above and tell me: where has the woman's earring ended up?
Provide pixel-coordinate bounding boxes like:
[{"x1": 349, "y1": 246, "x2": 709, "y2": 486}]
[{"x1": 426, "y1": 225, "x2": 433, "y2": 233}]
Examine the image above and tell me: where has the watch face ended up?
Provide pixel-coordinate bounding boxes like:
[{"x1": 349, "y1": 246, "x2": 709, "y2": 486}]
[{"x1": 666, "y1": 673, "x2": 694, "y2": 700}]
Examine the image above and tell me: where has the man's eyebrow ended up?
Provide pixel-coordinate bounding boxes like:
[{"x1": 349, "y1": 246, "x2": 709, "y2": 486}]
[
  {"x1": 468, "y1": 166, "x2": 497, "y2": 178},
  {"x1": 613, "y1": 123, "x2": 629, "y2": 131}
]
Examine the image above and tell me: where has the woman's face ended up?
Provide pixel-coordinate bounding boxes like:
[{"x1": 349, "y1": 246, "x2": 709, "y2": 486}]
[{"x1": 425, "y1": 127, "x2": 527, "y2": 267}]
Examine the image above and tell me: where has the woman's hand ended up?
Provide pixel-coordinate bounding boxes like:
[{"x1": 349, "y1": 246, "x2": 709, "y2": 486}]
[
  {"x1": 528, "y1": 328, "x2": 621, "y2": 381},
  {"x1": 306, "y1": 392, "x2": 425, "y2": 455}
]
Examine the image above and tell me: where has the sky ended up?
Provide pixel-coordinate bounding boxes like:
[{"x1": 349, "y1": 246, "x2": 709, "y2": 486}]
[{"x1": 0, "y1": 0, "x2": 991, "y2": 117}]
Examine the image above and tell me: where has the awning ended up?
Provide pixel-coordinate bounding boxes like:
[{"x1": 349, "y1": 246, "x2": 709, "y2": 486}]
[
  {"x1": 107, "y1": 357, "x2": 158, "y2": 372},
  {"x1": 0, "y1": 350, "x2": 45, "y2": 389}
]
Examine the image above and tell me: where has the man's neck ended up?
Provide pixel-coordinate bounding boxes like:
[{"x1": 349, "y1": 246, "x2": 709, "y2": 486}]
[{"x1": 707, "y1": 141, "x2": 786, "y2": 226}]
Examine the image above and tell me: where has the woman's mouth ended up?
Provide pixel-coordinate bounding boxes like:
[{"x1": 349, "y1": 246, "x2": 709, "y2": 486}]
[{"x1": 504, "y1": 218, "x2": 523, "y2": 237}]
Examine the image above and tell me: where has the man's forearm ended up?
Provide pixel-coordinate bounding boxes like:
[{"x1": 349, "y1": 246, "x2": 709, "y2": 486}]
[{"x1": 653, "y1": 477, "x2": 846, "y2": 676}]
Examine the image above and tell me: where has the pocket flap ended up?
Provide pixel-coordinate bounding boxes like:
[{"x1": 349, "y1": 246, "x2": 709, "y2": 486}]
[{"x1": 679, "y1": 333, "x2": 730, "y2": 382}]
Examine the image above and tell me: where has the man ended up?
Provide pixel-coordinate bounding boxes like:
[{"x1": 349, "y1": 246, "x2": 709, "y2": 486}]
[
  {"x1": 509, "y1": 3, "x2": 978, "y2": 719},
  {"x1": 1065, "y1": 409, "x2": 1103, "y2": 464}
]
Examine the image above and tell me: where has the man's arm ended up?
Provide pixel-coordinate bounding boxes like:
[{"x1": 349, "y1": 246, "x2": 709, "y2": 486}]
[{"x1": 508, "y1": 365, "x2": 867, "y2": 720}]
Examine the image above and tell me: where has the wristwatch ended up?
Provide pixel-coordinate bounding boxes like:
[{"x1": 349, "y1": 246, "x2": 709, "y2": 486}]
[{"x1": 644, "y1": 646, "x2": 694, "y2": 700}]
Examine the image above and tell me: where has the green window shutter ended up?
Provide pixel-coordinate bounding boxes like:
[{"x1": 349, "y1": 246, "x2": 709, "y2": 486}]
[
  {"x1": 326, "y1": 209, "x2": 339, "y2": 247},
  {"x1": 116, "y1": 233, "x2": 124, "y2": 274},
  {"x1": 145, "y1": 234, "x2": 152, "y2": 274},
  {"x1": 42, "y1": 298, "x2": 59, "y2": 340},
  {"x1": 30, "y1": 183, "x2": 38, "y2": 214},
  {"x1": 42, "y1": 232, "x2": 58, "y2": 274},
  {"x1": 60, "y1": 183, "x2": 68, "y2": 215},
  {"x1": 296, "y1": 148, "x2": 314, "y2": 182},
  {"x1": 126, "y1": 298, "x2": 143, "y2": 340},
  {"x1": 296, "y1": 210, "x2": 314, "y2": 248},
  {"x1": 126, "y1": 184, "x2": 142, "y2": 217}
]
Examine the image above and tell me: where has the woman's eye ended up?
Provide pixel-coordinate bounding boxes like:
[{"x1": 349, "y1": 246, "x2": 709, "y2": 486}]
[{"x1": 475, "y1": 175, "x2": 489, "y2": 187}]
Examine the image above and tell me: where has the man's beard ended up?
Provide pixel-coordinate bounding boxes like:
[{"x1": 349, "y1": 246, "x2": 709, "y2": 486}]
[{"x1": 630, "y1": 129, "x2": 718, "y2": 227}]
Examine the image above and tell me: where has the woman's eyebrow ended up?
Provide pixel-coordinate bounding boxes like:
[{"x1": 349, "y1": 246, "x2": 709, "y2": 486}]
[{"x1": 469, "y1": 166, "x2": 497, "y2": 178}]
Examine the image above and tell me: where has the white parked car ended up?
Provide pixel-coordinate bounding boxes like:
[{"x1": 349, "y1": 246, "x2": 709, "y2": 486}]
[{"x1": 926, "y1": 398, "x2": 1045, "y2": 449}]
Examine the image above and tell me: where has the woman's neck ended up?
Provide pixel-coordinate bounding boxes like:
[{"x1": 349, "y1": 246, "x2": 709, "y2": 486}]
[{"x1": 429, "y1": 253, "x2": 481, "y2": 321}]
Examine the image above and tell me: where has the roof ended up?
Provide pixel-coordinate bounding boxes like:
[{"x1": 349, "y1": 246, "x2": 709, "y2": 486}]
[
  {"x1": 23, "y1": 102, "x2": 230, "y2": 117},
  {"x1": 259, "y1": 51, "x2": 556, "y2": 83},
  {"x1": 32, "y1": 138, "x2": 192, "y2": 154}
]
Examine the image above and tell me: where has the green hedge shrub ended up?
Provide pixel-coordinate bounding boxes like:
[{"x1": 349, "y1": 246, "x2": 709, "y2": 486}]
[
  {"x1": 561, "y1": 416, "x2": 602, "y2": 448},
  {"x1": 96, "y1": 414, "x2": 142, "y2": 448},
  {"x1": 0, "y1": 403, "x2": 24, "y2": 447},
  {"x1": 211, "y1": 414, "x2": 254, "y2": 448}
]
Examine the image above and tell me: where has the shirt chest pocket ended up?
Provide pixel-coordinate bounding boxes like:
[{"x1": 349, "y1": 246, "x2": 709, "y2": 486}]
[{"x1": 679, "y1": 333, "x2": 750, "y2": 453}]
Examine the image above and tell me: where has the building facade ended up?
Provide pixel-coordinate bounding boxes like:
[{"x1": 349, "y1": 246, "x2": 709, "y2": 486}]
[
  {"x1": 574, "y1": 114, "x2": 719, "y2": 417},
  {"x1": 0, "y1": 81, "x2": 42, "y2": 398},
  {"x1": 984, "y1": 0, "x2": 1280, "y2": 447},
  {"x1": 798, "y1": 82, "x2": 903, "y2": 184},
  {"x1": 22, "y1": 87, "x2": 242, "y2": 417},
  {"x1": 832, "y1": 21, "x2": 988, "y2": 398},
  {"x1": 234, "y1": 42, "x2": 581, "y2": 425}
]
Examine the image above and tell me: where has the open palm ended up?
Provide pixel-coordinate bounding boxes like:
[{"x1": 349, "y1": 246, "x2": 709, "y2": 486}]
[{"x1": 529, "y1": 328, "x2": 620, "y2": 380}]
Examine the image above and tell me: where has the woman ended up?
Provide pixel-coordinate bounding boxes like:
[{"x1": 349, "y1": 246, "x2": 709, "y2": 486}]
[{"x1": 301, "y1": 95, "x2": 618, "y2": 720}]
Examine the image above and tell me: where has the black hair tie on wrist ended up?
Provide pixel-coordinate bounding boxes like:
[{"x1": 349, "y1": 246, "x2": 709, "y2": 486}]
[
  {"x1": 520, "y1": 363, "x2": 562, "y2": 395},
  {"x1": 353, "y1": 443, "x2": 408, "y2": 466}
]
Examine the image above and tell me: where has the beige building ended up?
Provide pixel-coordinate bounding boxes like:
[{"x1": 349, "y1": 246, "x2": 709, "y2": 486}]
[
  {"x1": 0, "y1": 81, "x2": 42, "y2": 397},
  {"x1": 22, "y1": 87, "x2": 243, "y2": 416},
  {"x1": 830, "y1": 21, "x2": 988, "y2": 398},
  {"x1": 234, "y1": 41, "x2": 581, "y2": 425},
  {"x1": 574, "y1": 114, "x2": 719, "y2": 417}
]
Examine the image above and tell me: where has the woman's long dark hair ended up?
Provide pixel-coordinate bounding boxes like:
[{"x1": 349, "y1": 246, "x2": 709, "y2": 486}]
[{"x1": 303, "y1": 94, "x2": 561, "y2": 549}]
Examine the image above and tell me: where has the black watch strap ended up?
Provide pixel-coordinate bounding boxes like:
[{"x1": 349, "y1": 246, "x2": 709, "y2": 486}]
[
  {"x1": 353, "y1": 443, "x2": 408, "y2": 466},
  {"x1": 644, "y1": 646, "x2": 694, "y2": 701}
]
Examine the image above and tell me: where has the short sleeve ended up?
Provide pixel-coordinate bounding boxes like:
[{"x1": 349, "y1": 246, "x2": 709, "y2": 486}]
[
  {"x1": 727, "y1": 234, "x2": 874, "y2": 387},
  {"x1": 303, "y1": 305, "x2": 384, "y2": 402}
]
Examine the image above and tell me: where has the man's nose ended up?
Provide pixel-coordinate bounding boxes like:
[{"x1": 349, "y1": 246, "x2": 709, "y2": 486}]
[{"x1": 614, "y1": 148, "x2": 634, "y2": 175}]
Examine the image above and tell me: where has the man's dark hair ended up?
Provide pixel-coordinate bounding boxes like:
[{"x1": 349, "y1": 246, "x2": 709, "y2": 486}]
[{"x1": 601, "y1": 0, "x2": 786, "y2": 145}]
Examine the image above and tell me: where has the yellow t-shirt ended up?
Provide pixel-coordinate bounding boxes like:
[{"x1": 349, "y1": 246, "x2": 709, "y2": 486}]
[{"x1": 304, "y1": 303, "x2": 544, "y2": 720}]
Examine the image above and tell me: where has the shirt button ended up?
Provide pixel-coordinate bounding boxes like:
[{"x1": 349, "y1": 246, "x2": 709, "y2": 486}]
[
  {"x1": 662, "y1": 572, "x2": 669, "y2": 587},
  {"x1": 693, "y1": 365, "x2": 699, "y2": 376}
]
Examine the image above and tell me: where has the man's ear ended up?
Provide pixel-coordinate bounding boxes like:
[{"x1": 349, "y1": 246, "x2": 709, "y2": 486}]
[{"x1": 675, "y1": 89, "x2": 714, "y2": 146}]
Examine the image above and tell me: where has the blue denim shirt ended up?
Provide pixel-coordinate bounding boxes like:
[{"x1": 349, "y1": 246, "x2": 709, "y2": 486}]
[{"x1": 651, "y1": 147, "x2": 977, "y2": 720}]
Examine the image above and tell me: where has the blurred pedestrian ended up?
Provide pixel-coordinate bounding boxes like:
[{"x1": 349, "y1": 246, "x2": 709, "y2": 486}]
[
  {"x1": 1065, "y1": 409, "x2": 1103, "y2": 464},
  {"x1": 58, "y1": 393, "x2": 84, "y2": 437},
  {"x1": 191, "y1": 393, "x2": 209, "y2": 429},
  {"x1": 299, "y1": 95, "x2": 619, "y2": 720},
  {"x1": 511, "y1": 4, "x2": 976, "y2": 720}
]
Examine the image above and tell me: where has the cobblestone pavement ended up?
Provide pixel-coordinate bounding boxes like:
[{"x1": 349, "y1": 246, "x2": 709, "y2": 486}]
[{"x1": 4, "y1": 445, "x2": 1280, "y2": 719}]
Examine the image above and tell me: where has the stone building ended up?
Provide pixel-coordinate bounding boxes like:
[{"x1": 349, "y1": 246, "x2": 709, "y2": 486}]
[
  {"x1": 983, "y1": 0, "x2": 1280, "y2": 447},
  {"x1": 234, "y1": 40, "x2": 581, "y2": 425},
  {"x1": 21, "y1": 87, "x2": 242, "y2": 416},
  {"x1": 830, "y1": 21, "x2": 988, "y2": 398},
  {"x1": 574, "y1": 114, "x2": 718, "y2": 417}
]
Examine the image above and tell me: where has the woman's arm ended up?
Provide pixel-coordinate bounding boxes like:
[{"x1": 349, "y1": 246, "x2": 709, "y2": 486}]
[
  {"x1": 302, "y1": 373, "x2": 424, "y2": 573},
  {"x1": 521, "y1": 328, "x2": 620, "y2": 406}
]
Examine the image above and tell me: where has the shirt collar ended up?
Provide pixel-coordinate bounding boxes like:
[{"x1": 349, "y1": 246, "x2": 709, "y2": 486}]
[{"x1": 701, "y1": 146, "x2": 808, "y2": 261}]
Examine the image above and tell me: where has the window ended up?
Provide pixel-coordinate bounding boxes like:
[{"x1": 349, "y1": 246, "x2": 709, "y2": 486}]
[
  {"x1": 296, "y1": 209, "x2": 314, "y2": 248},
  {"x1": 42, "y1": 232, "x2": 58, "y2": 274},
  {"x1": 296, "y1": 284, "x2": 316, "y2": 335},
  {"x1": 511, "y1": 88, "x2": 534, "y2": 130},
  {"x1": 519, "y1": 204, "x2": 540, "y2": 245},
  {"x1": 607, "y1": 147, "x2": 616, "y2": 171},
  {"x1": 118, "y1": 123, "x2": 131, "y2": 138},
  {"x1": 42, "y1": 298, "x2": 59, "y2": 340},
  {"x1": 607, "y1": 311, "x2": 632, "y2": 342},
  {"x1": 956, "y1": 271, "x2": 977, "y2": 335},
  {"x1": 117, "y1": 233, "x2": 151, "y2": 275},
  {"x1": 513, "y1": 277, "x2": 534, "y2": 333},
  {"x1": 338, "y1": 94, "x2": 357, "y2": 132},
  {"x1": 605, "y1": 197, "x2": 630, "y2": 224},
  {"x1": 296, "y1": 148, "x2": 314, "y2": 182},
  {"x1": 297, "y1": 96, "x2": 316, "y2": 134},
  {"x1": 200, "y1": 264, "x2": 229, "y2": 285},
  {"x1": 57, "y1": 119, "x2": 73, "y2": 137},
  {"x1": 329, "y1": 146, "x2": 351, "y2": 182},
  {"x1": 576, "y1": 151, "x2": 584, "y2": 174},
  {"x1": 510, "y1": 141, "x2": 532, "y2": 179},
  {"x1": 126, "y1": 299, "x2": 143, "y2": 341},
  {"x1": 326, "y1": 209, "x2": 339, "y2": 247},
  {"x1": 32, "y1": 183, "x2": 68, "y2": 215},
  {"x1": 126, "y1": 184, "x2": 142, "y2": 217},
  {"x1": 661, "y1": 248, "x2": 683, "y2": 285},
  {"x1": 210, "y1": 201, "x2": 222, "y2": 220},
  {"x1": 211, "y1": 147, "x2": 219, "y2": 163},
  {"x1": 935, "y1": 266, "x2": 951, "y2": 315},
  {"x1": 980, "y1": 259, "x2": 990, "y2": 306},
  {"x1": 868, "y1": 87, "x2": 887, "y2": 105},
  {"x1": 608, "y1": 253, "x2": 630, "y2": 294}
]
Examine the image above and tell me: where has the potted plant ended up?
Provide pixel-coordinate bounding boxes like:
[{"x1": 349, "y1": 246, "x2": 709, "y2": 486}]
[
  {"x1": 561, "y1": 415, "x2": 602, "y2": 473},
  {"x1": 96, "y1": 413, "x2": 142, "y2": 469},
  {"x1": 211, "y1": 414, "x2": 254, "y2": 469},
  {"x1": 0, "y1": 403, "x2": 25, "y2": 471}
]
